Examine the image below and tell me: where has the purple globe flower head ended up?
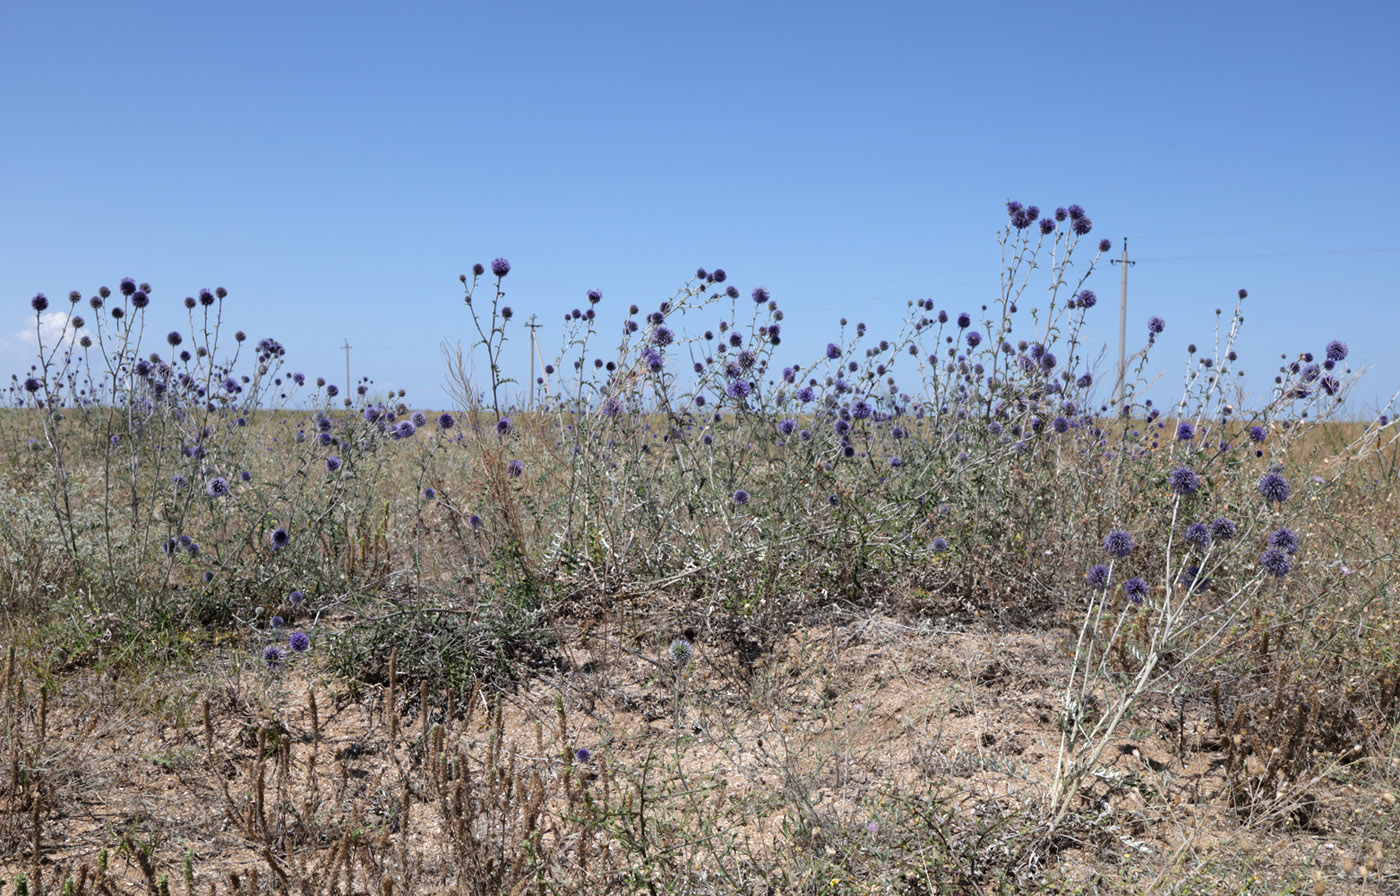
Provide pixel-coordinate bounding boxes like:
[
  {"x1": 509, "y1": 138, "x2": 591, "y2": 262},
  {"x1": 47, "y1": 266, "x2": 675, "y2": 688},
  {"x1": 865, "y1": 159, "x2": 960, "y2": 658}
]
[
  {"x1": 1123, "y1": 577, "x2": 1148, "y2": 603},
  {"x1": 826, "y1": 343, "x2": 841, "y2": 360},
  {"x1": 1104, "y1": 529, "x2": 1134, "y2": 558},
  {"x1": 726, "y1": 379, "x2": 752, "y2": 400},
  {"x1": 262, "y1": 645, "x2": 284, "y2": 669},
  {"x1": 1325, "y1": 340, "x2": 1348, "y2": 363},
  {"x1": 574, "y1": 747, "x2": 592, "y2": 764},
  {"x1": 645, "y1": 349, "x2": 664, "y2": 372},
  {"x1": 1209, "y1": 517, "x2": 1237, "y2": 540},
  {"x1": 777, "y1": 418, "x2": 797, "y2": 436},
  {"x1": 1039, "y1": 218, "x2": 1055, "y2": 234},
  {"x1": 851, "y1": 399, "x2": 872, "y2": 419},
  {"x1": 1076, "y1": 290, "x2": 1097, "y2": 309},
  {"x1": 240, "y1": 470, "x2": 252, "y2": 482},
  {"x1": 1258, "y1": 472, "x2": 1291, "y2": 503},
  {"x1": 1086, "y1": 564, "x2": 1110, "y2": 590},
  {"x1": 437, "y1": 412, "x2": 455, "y2": 429},
  {"x1": 289, "y1": 590, "x2": 305, "y2": 604},
  {"x1": 269, "y1": 615, "x2": 284, "y2": 630},
  {"x1": 31, "y1": 293, "x2": 49, "y2": 312},
  {"x1": 732, "y1": 489, "x2": 750, "y2": 506},
  {"x1": 507, "y1": 459, "x2": 524, "y2": 478},
  {"x1": 752, "y1": 287, "x2": 770, "y2": 303},
  {"x1": 205, "y1": 476, "x2": 230, "y2": 498},
  {"x1": 326, "y1": 384, "x2": 339, "y2": 398},
  {"x1": 199, "y1": 288, "x2": 216, "y2": 306},
  {"x1": 496, "y1": 417, "x2": 513, "y2": 436},
  {"x1": 1006, "y1": 200, "x2": 1024, "y2": 215},
  {"x1": 1098, "y1": 239, "x2": 1113, "y2": 253},
  {"x1": 471, "y1": 263, "x2": 485, "y2": 277},
  {"x1": 1268, "y1": 526, "x2": 1299, "y2": 554},
  {"x1": 799, "y1": 429, "x2": 813, "y2": 441},
  {"x1": 833, "y1": 418, "x2": 851, "y2": 436},
  {"x1": 131, "y1": 290, "x2": 149, "y2": 309},
  {"x1": 652, "y1": 325, "x2": 674, "y2": 347},
  {"x1": 1072, "y1": 216, "x2": 1093, "y2": 236},
  {"x1": 171, "y1": 474, "x2": 188, "y2": 491},
  {"x1": 491, "y1": 257, "x2": 511, "y2": 277},
  {"x1": 288, "y1": 631, "x2": 311, "y2": 653},
  {"x1": 423, "y1": 487, "x2": 436, "y2": 500},
  {"x1": 1067, "y1": 204, "x2": 1085, "y2": 221},
  {"x1": 270, "y1": 527, "x2": 290, "y2": 551},
  {"x1": 1052, "y1": 416, "x2": 1070, "y2": 434},
  {"x1": 1259, "y1": 547, "x2": 1292, "y2": 577},
  {"x1": 500, "y1": 306, "x2": 514, "y2": 321},
  {"x1": 931, "y1": 537, "x2": 949, "y2": 553},
  {"x1": 119, "y1": 278, "x2": 137, "y2": 297},
  {"x1": 888, "y1": 455, "x2": 902, "y2": 468},
  {"x1": 586, "y1": 289, "x2": 602, "y2": 304},
  {"x1": 411, "y1": 411, "x2": 427, "y2": 427},
  {"x1": 1169, "y1": 467, "x2": 1200, "y2": 495},
  {"x1": 1148, "y1": 316, "x2": 1165, "y2": 335},
  {"x1": 23, "y1": 376, "x2": 41, "y2": 393},
  {"x1": 468, "y1": 514, "x2": 482, "y2": 529},
  {"x1": 1054, "y1": 207, "x2": 1068, "y2": 222},
  {"x1": 1249, "y1": 424, "x2": 1267, "y2": 442},
  {"x1": 166, "y1": 330, "x2": 183, "y2": 346},
  {"x1": 396, "y1": 420, "x2": 416, "y2": 439},
  {"x1": 1184, "y1": 522, "x2": 1211, "y2": 549},
  {"x1": 1176, "y1": 421, "x2": 1195, "y2": 441},
  {"x1": 956, "y1": 313, "x2": 971, "y2": 329},
  {"x1": 966, "y1": 331, "x2": 982, "y2": 349}
]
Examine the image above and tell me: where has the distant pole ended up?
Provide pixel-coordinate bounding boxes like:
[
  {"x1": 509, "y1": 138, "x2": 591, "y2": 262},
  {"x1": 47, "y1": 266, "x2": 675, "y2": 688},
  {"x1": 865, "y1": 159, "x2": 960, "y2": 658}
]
[
  {"x1": 525, "y1": 316, "x2": 541, "y2": 412},
  {"x1": 342, "y1": 340, "x2": 351, "y2": 400},
  {"x1": 1111, "y1": 239, "x2": 1135, "y2": 412}
]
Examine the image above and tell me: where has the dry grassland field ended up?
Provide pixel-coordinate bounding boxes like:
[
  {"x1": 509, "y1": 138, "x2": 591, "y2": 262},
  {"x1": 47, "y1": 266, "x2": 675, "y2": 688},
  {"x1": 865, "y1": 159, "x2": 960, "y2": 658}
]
[{"x1": 3, "y1": 224, "x2": 1399, "y2": 895}]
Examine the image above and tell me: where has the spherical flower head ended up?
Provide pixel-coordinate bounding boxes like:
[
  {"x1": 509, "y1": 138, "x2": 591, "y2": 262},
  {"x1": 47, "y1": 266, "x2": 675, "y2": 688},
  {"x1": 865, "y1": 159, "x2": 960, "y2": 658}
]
[
  {"x1": 23, "y1": 376, "x2": 41, "y2": 393},
  {"x1": 930, "y1": 537, "x2": 949, "y2": 554},
  {"x1": 396, "y1": 420, "x2": 416, "y2": 438},
  {"x1": 1039, "y1": 218, "x2": 1055, "y2": 235},
  {"x1": 270, "y1": 527, "x2": 290, "y2": 551},
  {"x1": 167, "y1": 331, "x2": 183, "y2": 347},
  {"x1": 326, "y1": 384, "x2": 339, "y2": 398},
  {"x1": 1123, "y1": 578, "x2": 1148, "y2": 604},
  {"x1": 777, "y1": 418, "x2": 797, "y2": 436},
  {"x1": 574, "y1": 747, "x2": 592, "y2": 764},
  {"x1": 1104, "y1": 529, "x2": 1134, "y2": 558},
  {"x1": 1076, "y1": 290, "x2": 1097, "y2": 309},
  {"x1": 652, "y1": 325, "x2": 674, "y2": 346},
  {"x1": 423, "y1": 487, "x2": 436, "y2": 500},
  {"x1": 732, "y1": 489, "x2": 750, "y2": 507},
  {"x1": 1248, "y1": 425, "x2": 1267, "y2": 443},
  {"x1": 1183, "y1": 522, "x2": 1210, "y2": 549},
  {"x1": 1086, "y1": 564, "x2": 1110, "y2": 590},
  {"x1": 1052, "y1": 416, "x2": 1070, "y2": 434},
  {"x1": 726, "y1": 379, "x2": 752, "y2": 401},
  {"x1": 826, "y1": 343, "x2": 841, "y2": 359},
  {"x1": 888, "y1": 455, "x2": 902, "y2": 468},
  {"x1": 171, "y1": 474, "x2": 188, "y2": 491},
  {"x1": 1176, "y1": 421, "x2": 1195, "y2": 441},
  {"x1": 289, "y1": 590, "x2": 305, "y2": 604},
  {"x1": 956, "y1": 312, "x2": 971, "y2": 329},
  {"x1": 1209, "y1": 517, "x2": 1237, "y2": 540},
  {"x1": 669, "y1": 638, "x2": 694, "y2": 667},
  {"x1": 1168, "y1": 466, "x2": 1200, "y2": 496},
  {"x1": 1326, "y1": 340, "x2": 1348, "y2": 363},
  {"x1": 507, "y1": 459, "x2": 523, "y2": 478},
  {"x1": 1258, "y1": 472, "x2": 1291, "y2": 503},
  {"x1": 1148, "y1": 316, "x2": 1165, "y2": 335},
  {"x1": 1098, "y1": 239, "x2": 1113, "y2": 253},
  {"x1": 199, "y1": 288, "x2": 216, "y2": 306},
  {"x1": 468, "y1": 514, "x2": 482, "y2": 529},
  {"x1": 1268, "y1": 526, "x2": 1299, "y2": 554},
  {"x1": 1067, "y1": 204, "x2": 1085, "y2": 221},
  {"x1": 240, "y1": 470, "x2": 252, "y2": 482},
  {"x1": 31, "y1": 293, "x2": 49, "y2": 312},
  {"x1": 496, "y1": 417, "x2": 513, "y2": 436},
  {"x1": 437, "y1": 412, "x2": 455, "y2": 429},
  {"x1": 288, "y1": 631, "x2": 311, "y2": 653},
  {"x1": 262, "y1": 645, "x2": 284, "y2": 669},
  {"x1": 205, "y1": 476, "x2": 230, "y2": 498},
  {"x1": 491, "y1": 257, "x2": 511, "y2": 277},
  {"x1": 120, "y1": 278, "x2": 137, "y2": 297},
  {"x1": 966, "y1": 331, "x2": 982, "y2": 349},
  {"x1": 131, "y1": 290, "x2": 149, "y2": 309},
  {"x1": 1006, "y1": 200, "x2": 1024, "y2": 216},
  {"x1": 1259, "y1": 547, "x2": 1292, "y2": 577}
]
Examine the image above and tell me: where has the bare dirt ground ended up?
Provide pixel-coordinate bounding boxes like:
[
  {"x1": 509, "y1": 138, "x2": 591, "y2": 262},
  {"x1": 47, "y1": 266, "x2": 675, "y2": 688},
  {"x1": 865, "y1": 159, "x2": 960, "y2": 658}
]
[{"x1": 4, "y1": 606, "x2": 1398, "y2": 893}]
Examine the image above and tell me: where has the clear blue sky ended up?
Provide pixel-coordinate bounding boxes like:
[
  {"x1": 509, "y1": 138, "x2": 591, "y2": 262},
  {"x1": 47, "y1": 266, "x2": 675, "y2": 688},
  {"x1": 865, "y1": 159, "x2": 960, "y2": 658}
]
[{"x1": 4, "y1": 0, "x2": 1397, "y2": 415}]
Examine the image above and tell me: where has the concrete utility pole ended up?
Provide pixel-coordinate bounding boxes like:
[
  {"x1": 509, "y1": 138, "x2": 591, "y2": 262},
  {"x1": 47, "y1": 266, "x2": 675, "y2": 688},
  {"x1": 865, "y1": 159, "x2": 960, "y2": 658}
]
[
  {"x1": 1111, "y1": 240, "x2": 1135, "y2": 412},
  {"x1": 524, "y1": 316, "x2": 541, "y2": 411},
  {"x1": 342, "y1": 340, "x2": 351, "y2": 400}
]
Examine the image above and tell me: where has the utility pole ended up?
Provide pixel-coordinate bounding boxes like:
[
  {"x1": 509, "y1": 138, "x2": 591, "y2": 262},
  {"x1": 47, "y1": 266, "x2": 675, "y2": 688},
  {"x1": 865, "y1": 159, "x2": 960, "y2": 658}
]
[
  {"x1": 524, "y1": 316, "x2": 541, "y2": 412},
  {"x1": 342, "y1": 340, "x2": 351, "y2": 403},
  {"x1": 1111, "y1": 239, "x2": 1135, "y2": 413}
]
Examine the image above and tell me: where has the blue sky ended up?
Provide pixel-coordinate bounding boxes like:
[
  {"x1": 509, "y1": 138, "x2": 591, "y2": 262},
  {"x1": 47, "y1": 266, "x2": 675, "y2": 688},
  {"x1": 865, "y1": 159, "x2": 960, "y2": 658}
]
[{"x1": 4, "y1": 0, "x2": 1397, "y2": 415}]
